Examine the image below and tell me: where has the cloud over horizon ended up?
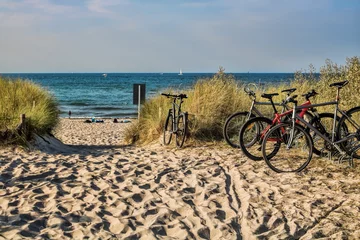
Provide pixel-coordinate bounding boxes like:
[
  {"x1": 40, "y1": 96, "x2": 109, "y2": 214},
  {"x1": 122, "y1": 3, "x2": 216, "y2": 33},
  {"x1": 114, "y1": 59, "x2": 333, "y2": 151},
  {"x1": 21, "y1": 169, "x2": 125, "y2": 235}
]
[{"x1": 0, "y1": 0, "x2": 359, "y2": 73}]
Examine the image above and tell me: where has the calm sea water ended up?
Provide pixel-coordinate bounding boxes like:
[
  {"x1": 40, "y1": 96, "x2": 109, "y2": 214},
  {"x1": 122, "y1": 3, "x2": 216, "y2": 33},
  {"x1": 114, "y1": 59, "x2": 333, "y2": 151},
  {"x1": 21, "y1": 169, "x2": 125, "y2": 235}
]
[{"x1": 1, "y1": 73, "x2": 297, "y2": 117}]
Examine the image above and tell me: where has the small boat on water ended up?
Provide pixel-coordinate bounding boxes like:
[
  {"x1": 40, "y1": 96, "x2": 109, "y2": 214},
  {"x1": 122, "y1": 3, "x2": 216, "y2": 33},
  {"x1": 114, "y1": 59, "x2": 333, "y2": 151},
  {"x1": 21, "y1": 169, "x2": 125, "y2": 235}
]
[
  {"x1": 178, "y1": 69, "x2": 183, "y2": 76},
  {"x1": 102, "y1": 73, "x2": 107, "y2": 78}
]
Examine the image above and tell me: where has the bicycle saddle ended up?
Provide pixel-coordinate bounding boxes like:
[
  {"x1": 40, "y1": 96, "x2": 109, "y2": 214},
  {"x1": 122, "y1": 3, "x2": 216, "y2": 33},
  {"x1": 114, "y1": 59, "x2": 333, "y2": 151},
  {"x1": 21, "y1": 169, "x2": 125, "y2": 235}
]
[
  {"x1": 281, "y1": 88, "x2": 296, "y2": 94},
  {"x1": 261, "y1": 93, "x2": 279, "y2": 99},
  {"x1": 329, "y1": 80, "x2": 348, "y2": 88}
]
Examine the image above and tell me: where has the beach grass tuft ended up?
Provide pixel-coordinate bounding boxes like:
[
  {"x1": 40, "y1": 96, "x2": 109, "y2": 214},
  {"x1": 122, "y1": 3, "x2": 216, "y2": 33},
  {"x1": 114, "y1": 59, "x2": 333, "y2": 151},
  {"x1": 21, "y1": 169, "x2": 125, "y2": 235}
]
[
  {"x1": 0, "y1": 77, "x2": 59, "y2": 144},
  {"x1": 124, "y1": 56, "x2": 360, "y2": 145}
]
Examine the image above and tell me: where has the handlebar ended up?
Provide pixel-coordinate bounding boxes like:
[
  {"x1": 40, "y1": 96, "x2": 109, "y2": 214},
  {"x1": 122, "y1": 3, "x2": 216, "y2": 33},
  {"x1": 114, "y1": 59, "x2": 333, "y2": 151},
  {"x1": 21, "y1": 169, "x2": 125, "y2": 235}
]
[
  {"x1": 244, "y1": 87, "x2": 256, "y2": 98},
  {"x1": 302, "y1": 89, "x2": 318, "y2": 100},
  {"x1": 161, "y1": 93, "x2": 188, "y2": 99}
]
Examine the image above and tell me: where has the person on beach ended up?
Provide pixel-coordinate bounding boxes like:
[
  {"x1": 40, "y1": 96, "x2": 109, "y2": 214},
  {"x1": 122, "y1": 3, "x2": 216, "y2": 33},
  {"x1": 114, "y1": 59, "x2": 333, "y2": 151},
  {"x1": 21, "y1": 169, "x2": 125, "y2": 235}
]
[{"x1": 68, "y1": 111, "x2": 72, "y2": 118}]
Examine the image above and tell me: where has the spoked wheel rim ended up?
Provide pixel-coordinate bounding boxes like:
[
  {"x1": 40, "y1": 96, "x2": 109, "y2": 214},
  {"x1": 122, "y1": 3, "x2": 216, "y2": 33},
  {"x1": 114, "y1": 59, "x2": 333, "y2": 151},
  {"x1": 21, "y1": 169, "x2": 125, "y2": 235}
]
[
  {"x1": 223, "y1": 112, "x2": 251, "y2": 148},
  {"x1": 163, "y1": 113, "x2": 173, "y2": 145},
  {"x1": 176, "y1": 113, "x2": 187, "y2": 148},
  {"x1": 262, "y1": 123, "x2": 313, "y2": 173}
]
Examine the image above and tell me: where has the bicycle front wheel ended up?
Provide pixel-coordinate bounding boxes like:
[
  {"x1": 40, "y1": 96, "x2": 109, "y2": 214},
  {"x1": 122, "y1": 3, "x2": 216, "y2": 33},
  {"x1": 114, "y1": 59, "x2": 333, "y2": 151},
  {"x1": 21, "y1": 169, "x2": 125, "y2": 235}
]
[
  {"x1": 163, "y1": 112, "x2": 173, "y2": 145},
  {"x1": 336, "y1": 106, "x2": 360, "y2": 159},
  {"x1": 262, "y1": 123, "x2": 313, "y2": 173},
  {"x1": 239, "y1": 117, "x2": 275, "y2": 161},
  {"x1": 176, "y1": 113, "x2": 187, "y2": 148},
  {"x1": 223, "y1": 111, "x2": 254, "y2": 148}
]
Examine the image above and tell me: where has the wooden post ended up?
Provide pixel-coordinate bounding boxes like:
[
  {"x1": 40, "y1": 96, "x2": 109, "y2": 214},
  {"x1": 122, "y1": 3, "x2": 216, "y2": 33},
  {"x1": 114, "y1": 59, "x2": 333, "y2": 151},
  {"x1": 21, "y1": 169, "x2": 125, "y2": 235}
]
[
  {"x1": 20, "y1": 114, "x2": 25, "y2": 126},
  {"x1": 138, "y1": 85, "x2": 141, "y2": 119}
]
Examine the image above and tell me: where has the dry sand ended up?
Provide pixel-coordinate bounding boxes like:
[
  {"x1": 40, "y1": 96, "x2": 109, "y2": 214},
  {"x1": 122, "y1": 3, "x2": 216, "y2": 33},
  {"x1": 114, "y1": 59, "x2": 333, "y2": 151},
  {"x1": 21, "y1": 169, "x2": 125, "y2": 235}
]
[{"x1": 0, "y1": 118, "x2": 360, "y2": 239}]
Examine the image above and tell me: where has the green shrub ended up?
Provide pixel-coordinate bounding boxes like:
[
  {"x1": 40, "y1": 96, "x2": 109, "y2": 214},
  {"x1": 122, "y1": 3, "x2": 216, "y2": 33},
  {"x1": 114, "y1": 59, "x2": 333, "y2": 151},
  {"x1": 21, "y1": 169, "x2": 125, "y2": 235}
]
[
  {"x1": 0, "y1": 77, "x2": 59, "y2": 144},
  {"x1": 125, "y1": 57, "x2": 360, "y2": 145}
]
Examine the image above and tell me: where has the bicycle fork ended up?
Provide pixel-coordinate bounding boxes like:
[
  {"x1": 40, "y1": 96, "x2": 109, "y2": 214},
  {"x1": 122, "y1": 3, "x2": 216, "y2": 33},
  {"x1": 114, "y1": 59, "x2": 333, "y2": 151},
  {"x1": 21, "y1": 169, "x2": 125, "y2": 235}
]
[{"x1": 286, "y1": 108, "x2": 297, "y2": 150}]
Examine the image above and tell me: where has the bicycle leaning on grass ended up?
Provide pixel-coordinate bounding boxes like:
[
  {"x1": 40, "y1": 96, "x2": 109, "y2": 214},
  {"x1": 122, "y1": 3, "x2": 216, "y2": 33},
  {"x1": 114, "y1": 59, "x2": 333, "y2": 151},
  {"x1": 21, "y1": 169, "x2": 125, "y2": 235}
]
[
  {"x1": 239, "y1": 89, "x2": 326, "y2": 161},
  {"x1": 223, "y1": 85, "x2": 298, "y2": 148},
  {"x1": 161, "y1": 93, "x2": 188, "y2": 148},
  {"x1": 261, "y1": 80, "x2": 360, "y2": 173}
]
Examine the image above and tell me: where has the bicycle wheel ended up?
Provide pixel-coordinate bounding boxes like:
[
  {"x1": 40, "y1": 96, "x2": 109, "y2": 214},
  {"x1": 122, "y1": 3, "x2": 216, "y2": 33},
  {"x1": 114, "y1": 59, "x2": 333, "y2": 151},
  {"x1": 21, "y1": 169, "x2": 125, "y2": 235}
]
[
  {"x1": 262, "y1": 123, "x2": 313, "y2": 173},
  {"x1": 308, "y1": 113, "x2": 343, "y2": 156},
  {"x1": 223, "y1": 111, "x2": 255, "y2": 148},
  {"x1": 239, "y1": 117, "x2": 278, "y2": 161},
  {"x1": 176, "y1": 113, "x2": 187, "y2": 148},
  {"x1": 336, "y1": 106, "x2": 360, "y2": 159},
  {"x1": 163, "y1": 112, "x2": 173, "y2": 145}
]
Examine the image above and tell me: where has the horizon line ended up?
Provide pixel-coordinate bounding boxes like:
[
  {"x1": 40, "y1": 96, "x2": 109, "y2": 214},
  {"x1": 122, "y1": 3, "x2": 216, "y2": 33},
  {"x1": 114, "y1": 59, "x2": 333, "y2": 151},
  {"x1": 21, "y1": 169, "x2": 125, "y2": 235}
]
[{"x1": 0, "y1": 72, "x2": 316, "y2": 74}]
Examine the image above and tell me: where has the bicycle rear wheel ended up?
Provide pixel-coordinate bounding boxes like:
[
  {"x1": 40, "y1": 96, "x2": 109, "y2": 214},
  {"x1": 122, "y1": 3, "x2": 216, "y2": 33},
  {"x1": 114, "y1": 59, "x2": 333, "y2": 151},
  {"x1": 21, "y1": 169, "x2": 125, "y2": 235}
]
[
  {"x1": 223, "y1": 111, "x2": 254, "y2": 148},
  {"x1": 336, "y1": 106, "x2": 360, "y2": 159},
  {"x1": 308, "y1": 113, "x2": 343, "y2": 156},
  {"x1": 163, "y1": 112, "x2": 173, "y2": 145},
  {"x1": 262, "y1": 123, "x2": 313, "y2": 173},
  {"x1": 176, "y1": 113, "x2": 187, "y2": 148},
  {"x1": 239, "y1": 117, "x2": 278, "y2": 161}
]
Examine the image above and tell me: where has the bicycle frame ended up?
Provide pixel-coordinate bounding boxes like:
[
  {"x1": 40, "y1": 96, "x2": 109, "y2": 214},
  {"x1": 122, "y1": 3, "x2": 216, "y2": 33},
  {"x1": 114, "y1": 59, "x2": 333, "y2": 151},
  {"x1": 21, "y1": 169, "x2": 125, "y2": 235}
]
[
  {"x1": 247, "y1": 99, "x2": 290, "y2": 120},
  {"x1": 255, "y1": 99, "x2": 314, "y2": 142},
  {"x1": 170, "y1": 97, "x2": 184, "y2": 133},
  {"x1": 289, "y1": 100, "x2": 360, "y2": 155}
]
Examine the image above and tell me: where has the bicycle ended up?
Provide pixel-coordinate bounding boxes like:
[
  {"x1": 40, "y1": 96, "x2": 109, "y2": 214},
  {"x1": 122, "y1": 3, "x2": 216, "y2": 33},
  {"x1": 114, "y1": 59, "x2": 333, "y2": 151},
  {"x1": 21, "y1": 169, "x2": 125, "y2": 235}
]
[
  {"x1": 261, "y1": 80, "x2": 360, "y2": 173},
  {"x1": 161, "y1": 93, "x2": 188, "y2": 148},
  {"x1": 223, "y1": 85, "x2": 298, "y2": 148},
  {"x1": 239, "y1": 89, "x2": 324, "y2": 161}
]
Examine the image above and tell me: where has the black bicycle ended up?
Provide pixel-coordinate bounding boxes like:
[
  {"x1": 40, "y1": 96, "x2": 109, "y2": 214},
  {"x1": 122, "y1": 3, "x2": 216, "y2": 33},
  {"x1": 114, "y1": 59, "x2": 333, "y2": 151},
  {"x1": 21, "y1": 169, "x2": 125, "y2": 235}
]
[
  {"x1": 161, "y1": 93, "x2": 188, "y2": 148},
  {"x1": 223, "y1": 85, "x2": 299, "y2": 148},
  {"x1": 262, "y1": 80, "x2": 360, "y2": 173}
]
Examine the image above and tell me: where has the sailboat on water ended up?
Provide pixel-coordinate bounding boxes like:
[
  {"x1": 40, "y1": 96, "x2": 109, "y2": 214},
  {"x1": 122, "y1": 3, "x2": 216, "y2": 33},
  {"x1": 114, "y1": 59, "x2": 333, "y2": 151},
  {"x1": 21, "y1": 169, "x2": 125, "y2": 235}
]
[{"x1": 178, "y1": 69, "x2": 183, "y2": 76}]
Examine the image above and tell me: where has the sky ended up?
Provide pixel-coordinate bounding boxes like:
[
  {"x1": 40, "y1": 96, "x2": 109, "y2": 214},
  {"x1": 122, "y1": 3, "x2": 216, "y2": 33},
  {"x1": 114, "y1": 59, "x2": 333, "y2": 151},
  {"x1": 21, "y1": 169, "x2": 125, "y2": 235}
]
[{"x1": 0, "y1": 0, "x2": 359, "y2": 73}]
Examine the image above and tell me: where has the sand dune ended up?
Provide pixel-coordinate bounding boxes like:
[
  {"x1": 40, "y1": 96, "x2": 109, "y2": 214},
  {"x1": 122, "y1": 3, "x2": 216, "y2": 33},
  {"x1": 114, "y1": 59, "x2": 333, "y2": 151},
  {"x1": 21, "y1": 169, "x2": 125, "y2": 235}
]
[{"x1": 0, "y1": 119, "x2": 359, "y2": 239}]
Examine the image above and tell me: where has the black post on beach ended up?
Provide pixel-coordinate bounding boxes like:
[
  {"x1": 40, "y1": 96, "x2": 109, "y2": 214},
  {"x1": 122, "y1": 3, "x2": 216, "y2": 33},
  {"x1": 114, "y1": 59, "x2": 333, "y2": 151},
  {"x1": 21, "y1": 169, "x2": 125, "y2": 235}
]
[{"x1": 133, "y1": 84, "x2": 146, "y2": 119}]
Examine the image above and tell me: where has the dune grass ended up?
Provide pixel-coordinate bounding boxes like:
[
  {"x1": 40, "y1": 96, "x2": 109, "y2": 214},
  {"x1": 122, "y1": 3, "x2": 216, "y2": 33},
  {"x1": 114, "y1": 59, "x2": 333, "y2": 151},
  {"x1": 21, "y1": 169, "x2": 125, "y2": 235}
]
[
  {"x1": 124, "y1": 57, "x2": 360, "y2": 145},
  {"x1": 0, "y1": 77, "x2": 59, "y2": 144}
]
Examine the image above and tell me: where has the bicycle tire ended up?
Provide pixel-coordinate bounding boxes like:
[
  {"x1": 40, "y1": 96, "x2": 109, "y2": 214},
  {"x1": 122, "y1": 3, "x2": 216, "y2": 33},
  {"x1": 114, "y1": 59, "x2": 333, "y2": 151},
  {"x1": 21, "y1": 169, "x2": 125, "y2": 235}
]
[
  {"x1": 336, "y1": 106, "x2": 360, "y2": 159},
  {"x1": 176, "y1": 113, "x2": 187, "y2": 148},
  {"x1": 239, "y1": 117, "x2": 279, "y2": 161},
  {"x1": 223, "y1": 111, "x2": 255, "y2": 148},
  {"x1": 262, "y1": 123, "x2": 313, "y2": 173},
  {"x1": 163, "y1": 111, "x2": 173, "y2": 145},
  {"x1": 308, "y1": 113, "x2": 342, "y2": 156}
]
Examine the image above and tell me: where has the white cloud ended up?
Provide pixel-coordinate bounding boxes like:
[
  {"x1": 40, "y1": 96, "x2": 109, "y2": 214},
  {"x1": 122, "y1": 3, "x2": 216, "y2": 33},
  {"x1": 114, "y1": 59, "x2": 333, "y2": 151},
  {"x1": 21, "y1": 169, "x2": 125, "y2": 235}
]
[
  {"x1": 0, "y1": 12, "x2": 49, "y2": 27},
  {"x1": 87, "y1": 0, "x2": 129, "y2": 13}
]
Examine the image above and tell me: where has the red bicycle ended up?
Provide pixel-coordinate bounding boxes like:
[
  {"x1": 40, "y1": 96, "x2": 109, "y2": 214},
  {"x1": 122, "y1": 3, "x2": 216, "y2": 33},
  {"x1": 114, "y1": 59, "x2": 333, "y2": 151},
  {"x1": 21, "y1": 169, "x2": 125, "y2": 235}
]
[{"x1": 239, "y1": 89, "x2": 329, "y2": 160}]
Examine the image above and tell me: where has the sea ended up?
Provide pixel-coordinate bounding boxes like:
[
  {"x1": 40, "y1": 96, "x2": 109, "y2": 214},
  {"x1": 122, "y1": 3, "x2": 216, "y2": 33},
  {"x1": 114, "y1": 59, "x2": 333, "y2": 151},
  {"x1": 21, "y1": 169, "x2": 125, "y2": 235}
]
[{"x1": 1, "y1": 73, "x2": 298, "y2": 118}]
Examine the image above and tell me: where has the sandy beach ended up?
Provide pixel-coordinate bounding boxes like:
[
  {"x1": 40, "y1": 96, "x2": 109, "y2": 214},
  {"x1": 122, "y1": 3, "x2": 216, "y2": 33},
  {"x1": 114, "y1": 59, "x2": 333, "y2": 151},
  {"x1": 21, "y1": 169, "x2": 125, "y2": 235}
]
[{"x1": 0, "y1": 118, "x2": 360, "y2": 239}]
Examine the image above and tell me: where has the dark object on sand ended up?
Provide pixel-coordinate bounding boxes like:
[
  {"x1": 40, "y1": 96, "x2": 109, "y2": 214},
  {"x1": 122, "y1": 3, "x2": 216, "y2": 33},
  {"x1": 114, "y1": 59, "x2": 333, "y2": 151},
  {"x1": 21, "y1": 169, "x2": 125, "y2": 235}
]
[
  {"x1": 113, "y1": 118, "x2": 118, "y2": 123},
  {"x1": 68, "y1": 111, "x2": 72, "y2": 118},
  {"x1": 96, "y1": 120, "x2": 104, "y2": 123},
  {"x1": 84, "y1": 119, "x2": 92, "y2": 123}
]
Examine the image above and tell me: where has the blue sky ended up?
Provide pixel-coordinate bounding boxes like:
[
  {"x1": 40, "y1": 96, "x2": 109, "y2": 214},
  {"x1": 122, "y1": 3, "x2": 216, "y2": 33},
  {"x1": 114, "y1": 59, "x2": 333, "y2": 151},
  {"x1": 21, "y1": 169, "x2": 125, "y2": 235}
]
[{"x1": 0, "y1": 0, "x2": 359, "y2": 73}]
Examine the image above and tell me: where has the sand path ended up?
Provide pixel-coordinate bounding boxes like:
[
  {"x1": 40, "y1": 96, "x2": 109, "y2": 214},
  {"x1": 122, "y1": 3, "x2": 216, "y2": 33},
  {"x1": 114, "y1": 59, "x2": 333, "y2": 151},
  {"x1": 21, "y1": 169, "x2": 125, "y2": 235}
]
[{"x1": 0, "y1": 119, "x2": 359, "y2": 239}]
